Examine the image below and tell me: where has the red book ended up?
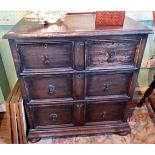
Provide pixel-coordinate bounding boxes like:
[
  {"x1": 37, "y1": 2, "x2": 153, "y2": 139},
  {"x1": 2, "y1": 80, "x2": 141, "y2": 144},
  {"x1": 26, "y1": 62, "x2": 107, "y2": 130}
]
[{"x1": 95, "y1": 11, "x2": 125, "y2": 26}]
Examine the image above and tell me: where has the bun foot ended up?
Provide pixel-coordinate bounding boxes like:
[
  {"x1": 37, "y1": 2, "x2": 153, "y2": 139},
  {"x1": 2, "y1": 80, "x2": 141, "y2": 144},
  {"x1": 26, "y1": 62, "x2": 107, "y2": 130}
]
[
  {"x1": 29, "y1": 138, "x2": 41, "y2": 143},
  {"x1": 118, "y1": 131, "x2": 129, "y2": 136}
]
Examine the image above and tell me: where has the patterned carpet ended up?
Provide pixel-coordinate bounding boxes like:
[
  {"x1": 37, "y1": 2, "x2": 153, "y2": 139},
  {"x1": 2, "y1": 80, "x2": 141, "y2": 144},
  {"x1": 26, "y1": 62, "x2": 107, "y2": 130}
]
[{"x1": 29, "y1": 102, "x2": 155, "y2": 144}]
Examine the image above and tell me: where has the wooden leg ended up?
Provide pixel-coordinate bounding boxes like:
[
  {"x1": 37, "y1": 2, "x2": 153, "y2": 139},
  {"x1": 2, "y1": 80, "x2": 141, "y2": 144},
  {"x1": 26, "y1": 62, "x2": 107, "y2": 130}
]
[
  {"x1": 29, "y1": 138, "x2": 41, "y2": 143},
  {"x1": 137, "y1": 74, "x2": 155, "y2": 107},
  {"x1": 118, "y1": 131, "x2": 129, "y2": 136},
  {"x1": 149, "y1": 95, "x2": 155, "y2": 113}
]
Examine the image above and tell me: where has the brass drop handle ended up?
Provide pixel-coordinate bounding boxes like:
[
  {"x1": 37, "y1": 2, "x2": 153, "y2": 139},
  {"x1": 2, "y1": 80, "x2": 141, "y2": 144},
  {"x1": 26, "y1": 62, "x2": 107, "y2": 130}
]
[
  {"x1": 101, "y1": 112, "x2": 106, "y2": 120},
  {"x1": 50, "y1": 113, "x2": 58, "y2": 122},
  {"x1": 107, "y1": 50, "x2": 115, "y2": 62},
  {"x1": 109, "y1": 53, "x2": 113, "y2": 58},
  {"x1": 103, "y1": 83, "x2": 110, "y2": 92},
  {"x1": 48, "y1": 84, "x2": 55, "y2": 95},
  {"x1": 44, "y1": 44, "x2": 48, "y2": 48},
  {"x1": 44, "y1": 56, "x2": 50, "y2": 65}
]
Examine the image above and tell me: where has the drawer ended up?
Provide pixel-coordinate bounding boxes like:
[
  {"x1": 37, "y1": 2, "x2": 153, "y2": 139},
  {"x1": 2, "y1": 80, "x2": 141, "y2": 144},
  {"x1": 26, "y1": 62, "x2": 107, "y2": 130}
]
[
  {"x1": 85, "y1": 39, "x2": 139, "y2": 68},
  {"x1": 86, "y1": 101, "x2": 125, "y2": 122},
  {"x1": 25, "y1": 74, "x2": 73, "y2": 100},
  {"x1": 17, "y1": 41, "x2": 73, "y2": 70},
  {"x1": 86, "y1": 72, "x2": 132, "y2": 98},
  {"x1": 31, "y1": 103, "x2": 73, "y2": 127}
]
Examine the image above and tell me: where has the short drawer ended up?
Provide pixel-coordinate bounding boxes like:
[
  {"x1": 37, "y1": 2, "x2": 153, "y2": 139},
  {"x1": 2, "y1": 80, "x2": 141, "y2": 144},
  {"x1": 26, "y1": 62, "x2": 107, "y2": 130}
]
[
  {"x1": 86, "y1": 101, "x2": 126, "y2": 122},
  {"x1": 31, "y1": 103, "x2": 73, "y2": 127},
  {"x1": 25, "y1": 74, "x2": 73, "y2": 100},
  {"x1": 86, "y1": 39, "x2": 139, "y2": 68},
  {"x1": 86, "y1": 72, "x2": 132, "y2": 98},
  {"x1": 17, "y1": 41, "x2": 73, "y2": 70}
]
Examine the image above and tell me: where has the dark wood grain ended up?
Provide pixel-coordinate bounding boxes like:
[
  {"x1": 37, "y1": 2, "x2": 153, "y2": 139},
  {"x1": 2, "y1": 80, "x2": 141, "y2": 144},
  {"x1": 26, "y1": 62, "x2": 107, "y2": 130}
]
[
  {"x1": 86, "y1": 38, "x2": 139, "y2": 68},
  {"x1": 17, "y1": 41, "x2": 73, "y2": 70},
  {"x1": 8, "y1": 40, "x2": 21, "y2": 74},
  {"x1": 3, "y1": 15, "x2": 152, "y2": 39},
  {"x1": 27, "y1": 121, "x2": 131, "y2": 139},
  {"x1": 31, "y1": 103, "x2": 73, "y2": 127},
  {"x1": 73, "y1": 102, "x2": 86, "y2": 126},
  {"x1": 73, "y1": 73, "x2": 85, "y2": 99},
  {"x1": 4, "y1": 14, "x2": 151, "y2": 139},
  {"x1": 73, "y1": 42, "x2": 85, "y2": 70},
  {"x1": 86, "y1": 101, "x2": 126, "y2": 122},
  {"x1": 25, "y1": 74, "x2": 73, "y2": 100},
  {"x1": 86, "y1": 71, "x2": 132, "y2": 98}
]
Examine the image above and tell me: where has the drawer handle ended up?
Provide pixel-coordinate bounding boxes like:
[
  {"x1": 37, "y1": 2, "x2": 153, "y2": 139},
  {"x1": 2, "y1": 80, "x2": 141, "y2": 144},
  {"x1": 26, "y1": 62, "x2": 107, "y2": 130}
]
[
  {"x1": 44, "y1": 44, "x2": 48, "y2": 48},
  {"x1": 101, "y1": 112, "x2": 106, "y2": 120},
  {"x1": 48, "y1": 84, "x2": 55, "y2": 95},
  {"x1": 103, "y1": 84, "x2": 110, "y2": 92},
  {"x1": 50, "y1": 113, "x2": 58, "y2": 122},
  {"x1": 107, "y1": 50, "x2": 115, "y2": 62},
  {"x1": 44, "y1": 56, "x2": 50, "y2": 65}
]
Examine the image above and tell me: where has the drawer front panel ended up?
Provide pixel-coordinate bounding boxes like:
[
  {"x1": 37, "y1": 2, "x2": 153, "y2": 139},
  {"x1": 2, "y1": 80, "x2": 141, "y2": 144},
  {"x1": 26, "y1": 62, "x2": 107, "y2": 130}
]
[
  {"x1": 86, "y1": 102, "x2": 125, "y2": 122},
  {"x1": 25, "y1": 74, "x2": 73, "y2": 100},
  {"x1": 86, "y1": 39, "x2": 139, "y2": 68},
  {"x1": 32, "y1": 103, "x2": 73, "y2": 127},
  {"x1": 18, "y1": 42, "x2": 73, "y2": 70},
  {"x1": 86, "y1": 72, "x2": 132, "y2": 98}
]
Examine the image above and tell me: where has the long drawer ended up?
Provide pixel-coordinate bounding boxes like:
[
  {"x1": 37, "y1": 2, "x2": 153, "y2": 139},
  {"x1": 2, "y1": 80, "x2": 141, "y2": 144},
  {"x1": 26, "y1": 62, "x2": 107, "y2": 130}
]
[
  {"x1": 24, "y1": 71, "x2": 133, "y2": 101},
  {"x1": 28, "y1": 100, "x2": 126, "y2": 129}
]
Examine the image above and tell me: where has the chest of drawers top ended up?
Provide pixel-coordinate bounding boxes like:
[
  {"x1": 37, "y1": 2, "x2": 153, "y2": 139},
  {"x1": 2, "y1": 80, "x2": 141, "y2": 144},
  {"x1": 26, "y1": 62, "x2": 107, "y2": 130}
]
[{"x1": 3, "y1": 13, "x2": 152, "y2": 39}]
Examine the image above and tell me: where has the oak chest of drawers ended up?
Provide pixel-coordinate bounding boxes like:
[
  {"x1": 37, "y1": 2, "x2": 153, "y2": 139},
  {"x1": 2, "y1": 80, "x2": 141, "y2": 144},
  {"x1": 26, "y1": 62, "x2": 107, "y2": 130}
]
[{"x1": 4, "y1": 13, "x2": 152, "y2": 141}]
